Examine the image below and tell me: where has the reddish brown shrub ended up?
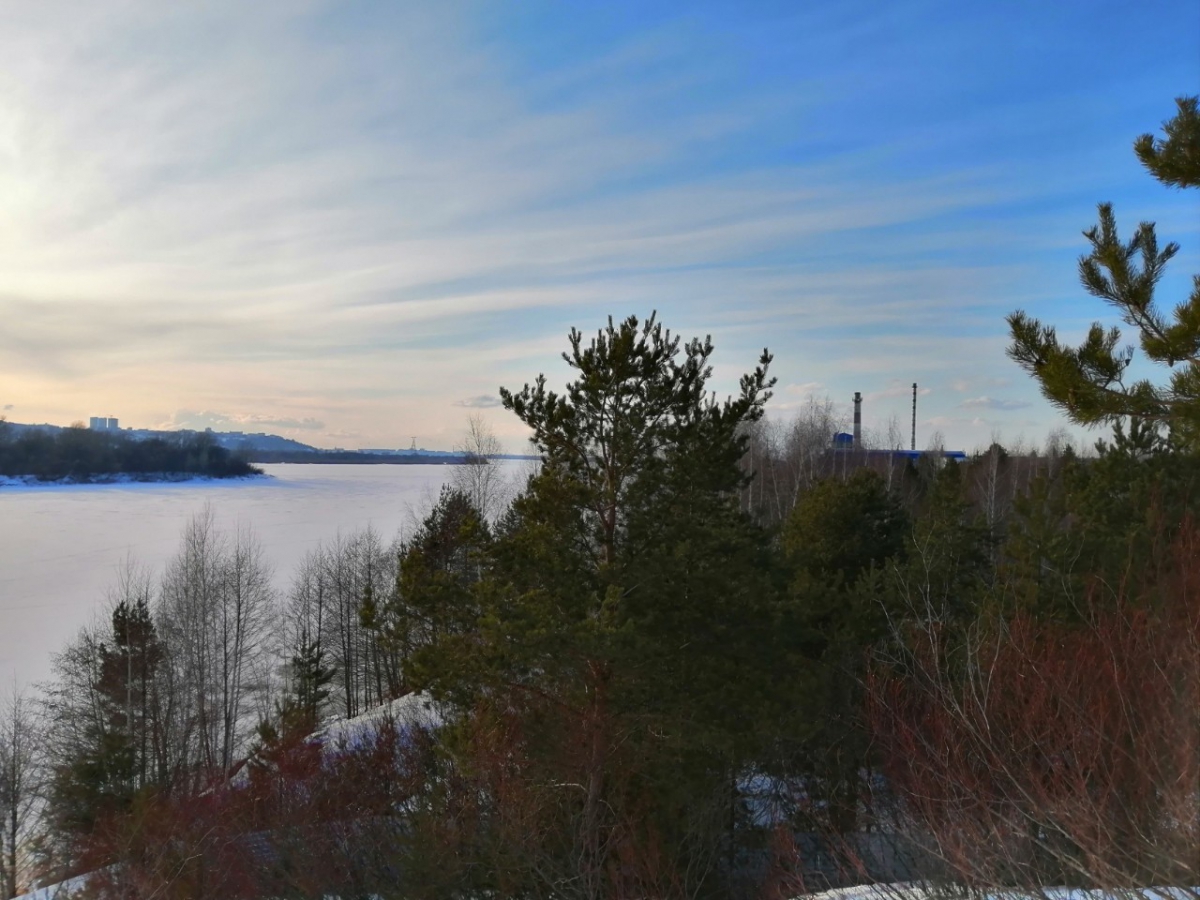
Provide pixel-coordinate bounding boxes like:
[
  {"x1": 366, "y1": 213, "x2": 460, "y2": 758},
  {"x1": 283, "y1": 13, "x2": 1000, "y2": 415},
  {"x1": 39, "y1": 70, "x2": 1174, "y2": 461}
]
[{"x1": 869, "y1": 526, "x2": 1200, "y2": 892}]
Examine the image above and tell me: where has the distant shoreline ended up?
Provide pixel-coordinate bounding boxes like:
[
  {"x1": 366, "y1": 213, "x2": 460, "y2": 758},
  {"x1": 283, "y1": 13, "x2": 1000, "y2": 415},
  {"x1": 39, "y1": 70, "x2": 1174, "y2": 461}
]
[
  {"x1": 0, "y1": 472, "x2": 271, "y2": 489},
  {"x1": 246, "y1": 451, "x2": 539, "y2": 465},
  {"x1": 0, "y1": 458, "x2": 540, "y2": 488}
]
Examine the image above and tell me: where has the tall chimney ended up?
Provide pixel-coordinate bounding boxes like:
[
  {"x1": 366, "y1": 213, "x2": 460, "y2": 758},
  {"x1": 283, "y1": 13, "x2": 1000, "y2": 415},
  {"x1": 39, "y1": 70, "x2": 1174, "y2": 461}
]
[
  {"x1": 853, "y1": 391, "x2": 862, "y2": 448},
  {"x1": 911, "y1": 383, "x2": 918, "y2": 451}
]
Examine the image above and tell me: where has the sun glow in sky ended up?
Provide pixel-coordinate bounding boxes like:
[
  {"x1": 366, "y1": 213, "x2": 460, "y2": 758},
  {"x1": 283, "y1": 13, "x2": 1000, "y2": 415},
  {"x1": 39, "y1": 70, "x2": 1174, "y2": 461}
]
[{"x1": 0, "y1": 1, "x2": 1196, "y2": 451}]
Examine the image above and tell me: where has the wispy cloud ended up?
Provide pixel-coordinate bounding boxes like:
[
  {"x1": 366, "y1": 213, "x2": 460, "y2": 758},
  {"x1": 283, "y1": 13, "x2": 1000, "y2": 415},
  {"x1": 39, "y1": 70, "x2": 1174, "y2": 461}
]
[
  {"x1": 960, "y1": 396, "x2": 1031, "y2": 411},
  {"x1": 0, "y1": 2, "x2": 1187, "y2": 450},
  {"x1": 865, "y1": 383, "x2": 933, "y2": 402},
  {"x1": 454, "y1": 395, "x2": 504, "y2": 409}
]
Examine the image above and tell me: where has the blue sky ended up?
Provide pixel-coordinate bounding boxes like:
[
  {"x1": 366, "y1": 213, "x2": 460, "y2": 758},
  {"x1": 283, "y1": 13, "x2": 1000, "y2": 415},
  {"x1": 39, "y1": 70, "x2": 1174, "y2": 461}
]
[{"x1": 0, "y1": 0, "x2": 1196, "y2": 451}]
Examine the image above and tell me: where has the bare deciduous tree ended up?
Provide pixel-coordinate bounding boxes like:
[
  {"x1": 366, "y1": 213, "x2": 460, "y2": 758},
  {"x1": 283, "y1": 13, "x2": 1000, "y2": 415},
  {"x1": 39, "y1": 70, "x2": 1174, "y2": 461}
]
[
  {"x1": 159, "y1": 509, "x2": 274, "y2": 778},
  {"x1": 740, "y1": 397, "x2": 844, "y2": 525},
  {"x1": 0, "y1": 685, "x2": 39, "y2": 899},
  {"x1": 217, "y1": 526, "x2": 274, "y2": 773},
  {"x1": 452, "y1": 414, "x2": 510, "y2": 521},
  {"x1": 295, "y1": 527, "x2": 399, "y2": 719},
  {"x1": 869, "y1": 527, "x2": 1200, "y2": 895},
  {"x1": 281, "y1": 548, "x2": 332, "y2": 719}
]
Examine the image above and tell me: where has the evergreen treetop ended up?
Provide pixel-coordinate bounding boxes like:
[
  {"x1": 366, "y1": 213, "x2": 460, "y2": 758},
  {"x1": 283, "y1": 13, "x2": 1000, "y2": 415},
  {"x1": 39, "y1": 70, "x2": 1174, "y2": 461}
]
[
  {"x1": 1007, "y1": 96, "x2": 1200, "y2": 443},
  {"x1": 500, "y1": 312, "x2": 774, "y2": 568}
]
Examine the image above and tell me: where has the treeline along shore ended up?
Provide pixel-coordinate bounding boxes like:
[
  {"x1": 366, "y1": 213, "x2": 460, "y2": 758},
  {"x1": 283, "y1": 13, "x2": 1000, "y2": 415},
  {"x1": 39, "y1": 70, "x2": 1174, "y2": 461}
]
[
  {"x1": 0, "y1": 421, "x2": 260, "y2": 482},
  {"x1": 0, "y1": 419, "x2": 541, "y2": 479}
]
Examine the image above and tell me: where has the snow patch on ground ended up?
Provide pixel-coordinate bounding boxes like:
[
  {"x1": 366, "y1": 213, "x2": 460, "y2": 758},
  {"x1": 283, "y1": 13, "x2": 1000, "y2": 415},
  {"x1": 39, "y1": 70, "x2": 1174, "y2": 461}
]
[
  {"x1": 796, "y1": 884, "x2": 1200, "y2": 900},
  {"x1": 227, "y1": 691, "x2": 443, "y2": 789},
  {"x1": 12, "y1": 873, "x2": 92, "y2": 899},
  {"x1": 318, "y1": 691, "x2": 442, "y2": 751}
]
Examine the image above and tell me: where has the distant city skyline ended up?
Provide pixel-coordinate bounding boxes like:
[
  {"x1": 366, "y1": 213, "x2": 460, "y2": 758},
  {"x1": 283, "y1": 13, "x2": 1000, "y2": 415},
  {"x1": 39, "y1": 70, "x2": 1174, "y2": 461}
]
[{"x1": 0, "y1": 1, "x2": 1196, "y2": 453}]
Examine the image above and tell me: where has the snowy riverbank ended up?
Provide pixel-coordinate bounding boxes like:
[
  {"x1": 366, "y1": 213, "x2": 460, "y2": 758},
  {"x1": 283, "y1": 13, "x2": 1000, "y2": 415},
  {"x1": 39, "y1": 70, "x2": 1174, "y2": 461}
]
[{"x1": 0, "y1": 472, "x2": 270, "y2": 489}]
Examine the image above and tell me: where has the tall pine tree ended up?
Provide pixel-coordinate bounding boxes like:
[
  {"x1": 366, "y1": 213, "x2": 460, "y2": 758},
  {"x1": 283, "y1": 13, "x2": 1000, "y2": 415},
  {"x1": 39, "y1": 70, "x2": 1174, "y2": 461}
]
[{"x1": 406, "y1": 314, "x2": 787, "y2": 899}]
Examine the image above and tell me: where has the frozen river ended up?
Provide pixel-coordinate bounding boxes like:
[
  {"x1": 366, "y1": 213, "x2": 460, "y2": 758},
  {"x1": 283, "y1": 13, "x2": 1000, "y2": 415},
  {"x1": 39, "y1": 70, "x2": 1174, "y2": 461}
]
[{"x1": 0, "y1": 463, "x2": 509, "y2": 685}]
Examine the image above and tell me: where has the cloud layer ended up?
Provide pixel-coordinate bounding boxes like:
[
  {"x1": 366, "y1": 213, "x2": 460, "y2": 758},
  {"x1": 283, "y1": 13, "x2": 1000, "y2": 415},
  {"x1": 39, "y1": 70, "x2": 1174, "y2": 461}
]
[
  {"x1": 0, "y1": 2, "x2": 1195, "y2": 451},
  {"x1": 454, "y1": 395, "x2": 505, "y2": 409}
]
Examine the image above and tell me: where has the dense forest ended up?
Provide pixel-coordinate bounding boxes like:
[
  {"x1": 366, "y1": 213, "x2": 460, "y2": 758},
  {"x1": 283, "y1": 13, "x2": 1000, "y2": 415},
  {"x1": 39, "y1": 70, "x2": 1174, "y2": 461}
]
[
  {"x1": 0, "y1": 100, "x2": 1196, "y2": 900},
  {"x1": 1, "y1": 316, "x2": 1196, "y2": 900},
  {"x1": 0, "y1": 423, "x2": 260, "y2": 482}
]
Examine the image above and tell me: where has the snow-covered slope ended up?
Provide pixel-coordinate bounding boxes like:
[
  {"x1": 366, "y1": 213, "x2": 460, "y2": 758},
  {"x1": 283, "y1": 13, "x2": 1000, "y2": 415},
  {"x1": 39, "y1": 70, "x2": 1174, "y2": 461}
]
[
  {"x1": 12, "y1": 873, "x2": 92, "y2": 900},
  {"x1": 317, "y1": 691, "x2": 442, "y2": 752},
  {"x1": 797, "y1": 885, "x2": 1200, "y2": 900}
]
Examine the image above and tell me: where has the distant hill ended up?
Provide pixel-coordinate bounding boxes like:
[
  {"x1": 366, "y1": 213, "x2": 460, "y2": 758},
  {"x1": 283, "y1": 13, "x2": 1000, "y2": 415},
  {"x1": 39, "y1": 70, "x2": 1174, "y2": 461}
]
[{"x1": 189, "y1": 429, "x2": 319, "y2": 455}]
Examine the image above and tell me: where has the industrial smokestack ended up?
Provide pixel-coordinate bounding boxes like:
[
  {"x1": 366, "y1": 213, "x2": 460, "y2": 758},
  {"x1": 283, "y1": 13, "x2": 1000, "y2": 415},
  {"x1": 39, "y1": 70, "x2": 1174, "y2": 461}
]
[
  {"x1": 853, "y1": 391, "x2": 862, "y2": 448},
  {"x1": 911, "y1": 383, "x2": 918, "y2": 451}
]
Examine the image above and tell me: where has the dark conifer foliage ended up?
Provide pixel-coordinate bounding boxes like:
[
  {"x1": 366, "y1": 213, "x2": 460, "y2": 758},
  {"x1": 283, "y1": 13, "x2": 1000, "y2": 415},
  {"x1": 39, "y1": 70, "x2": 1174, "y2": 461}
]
[
  {"x1": 1135, "y1": 95, "x2": 1200, "y2": 189},
  {"x1": 1007, "y1": 96, "x2": 1200, "y2": 444},
  {"x1": 366, "y1": 486, "x2": 491, "y2": 699},
  {"x1": 258, "y1": 636, "x2": 336, "y2": 752},
  {"x1": 387, "y1": 314, "x2": 789, "y2": 898},
  {"x1": 46, "y1": 599, "x2": 167, "y2": 843},
  {"x1": 1001, "y1": 420, "x2": 1200, "y2": 619},
  {"x1": 777, "y1": 470, "x2": 909, "y2": 834}
]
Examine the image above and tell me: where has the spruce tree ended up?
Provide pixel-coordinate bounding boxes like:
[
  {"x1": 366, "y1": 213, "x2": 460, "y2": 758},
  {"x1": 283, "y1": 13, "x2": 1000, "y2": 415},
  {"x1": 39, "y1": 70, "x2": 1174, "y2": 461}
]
[
  {"x1": 49, "y1": 599, "x2": 164, "y2": 840},
  {"x1": 248, "y1": 635, "x2": 332, "y2": 795},
  {"x1": 1008, "y1": 97, "x2": 1200, "y2": 443},
  {"x1": 98, "y1": 598, "x2": 164, "y2": 791},
  {"x1": 369, "y1": 486, "x2": 491, "y2": 697}
]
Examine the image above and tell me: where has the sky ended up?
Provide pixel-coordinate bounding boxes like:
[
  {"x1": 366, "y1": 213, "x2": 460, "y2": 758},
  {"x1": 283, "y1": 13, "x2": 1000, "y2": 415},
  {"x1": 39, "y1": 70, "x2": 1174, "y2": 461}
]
[{"x1": 0, "y1": 0, "x2": 1196, "y2": 453}]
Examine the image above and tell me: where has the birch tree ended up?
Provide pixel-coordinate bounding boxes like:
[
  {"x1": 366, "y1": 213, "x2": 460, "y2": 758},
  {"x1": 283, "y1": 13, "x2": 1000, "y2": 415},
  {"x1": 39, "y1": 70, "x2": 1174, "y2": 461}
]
[
  {"x1": 451, "y1": 413, "x2": 510, "y2": 521},
  {"x1": 159, "y1": 509, "x2": 274, "y2": 777},
  {"x1": 318, "y1": 527, "x2": 397, "y2": 718},
  {"x1": 0, "y1": 686, "x2": 38, "y2": 899}
]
